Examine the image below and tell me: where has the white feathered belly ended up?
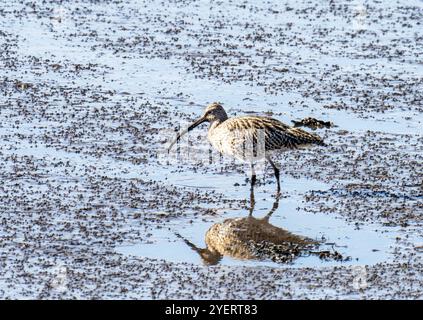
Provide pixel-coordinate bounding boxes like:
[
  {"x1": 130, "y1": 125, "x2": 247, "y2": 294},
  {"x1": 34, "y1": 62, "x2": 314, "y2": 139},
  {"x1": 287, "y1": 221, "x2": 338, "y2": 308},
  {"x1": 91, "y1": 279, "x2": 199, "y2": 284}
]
[{"x1": 208, "y1": 128, "x2": 268, "y2": 162}]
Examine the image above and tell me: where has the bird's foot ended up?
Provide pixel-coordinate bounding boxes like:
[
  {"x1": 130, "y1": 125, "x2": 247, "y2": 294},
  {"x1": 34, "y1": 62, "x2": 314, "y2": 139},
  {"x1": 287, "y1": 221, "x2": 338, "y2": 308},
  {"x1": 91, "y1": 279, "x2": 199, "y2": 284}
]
[{"x1": 274, "y1": 190, "x2": 282, "y2": 199}]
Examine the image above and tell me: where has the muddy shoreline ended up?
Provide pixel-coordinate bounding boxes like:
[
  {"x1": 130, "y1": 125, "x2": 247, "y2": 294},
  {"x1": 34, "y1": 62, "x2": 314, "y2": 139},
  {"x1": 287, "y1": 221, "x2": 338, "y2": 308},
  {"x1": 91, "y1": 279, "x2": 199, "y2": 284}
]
[{"x1": 0, "y1": 0, "x2": 422, "y2": 299}]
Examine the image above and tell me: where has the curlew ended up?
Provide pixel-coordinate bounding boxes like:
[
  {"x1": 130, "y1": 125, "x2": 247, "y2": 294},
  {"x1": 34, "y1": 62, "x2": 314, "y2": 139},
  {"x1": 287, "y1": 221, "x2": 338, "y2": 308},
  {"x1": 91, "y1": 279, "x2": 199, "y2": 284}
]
[
  {"x1": 176, "y1": 189, "x2": 316, "y2": 265},
  {"x1": 168, "y1": 102, "x2": 326, "y2": 192}
]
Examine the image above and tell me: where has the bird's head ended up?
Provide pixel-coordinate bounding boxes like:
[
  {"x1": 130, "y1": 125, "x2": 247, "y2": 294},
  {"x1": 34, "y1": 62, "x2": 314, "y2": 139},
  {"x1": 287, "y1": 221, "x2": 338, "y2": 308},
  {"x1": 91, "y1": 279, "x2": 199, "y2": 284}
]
[
  {"x1": 167, "y1": 102, "x2": 228, "y2": 152},
  {"x1": 202, "y1": 102, "x2": 228, "y2": 123}
]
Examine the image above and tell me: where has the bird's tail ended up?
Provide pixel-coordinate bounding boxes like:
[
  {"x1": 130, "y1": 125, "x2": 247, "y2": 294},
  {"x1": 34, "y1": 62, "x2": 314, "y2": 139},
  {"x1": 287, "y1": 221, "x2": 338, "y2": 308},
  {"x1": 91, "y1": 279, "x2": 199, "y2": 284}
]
[{"x1": 287, "y1": 127, "x2": 327, "y2": 147}]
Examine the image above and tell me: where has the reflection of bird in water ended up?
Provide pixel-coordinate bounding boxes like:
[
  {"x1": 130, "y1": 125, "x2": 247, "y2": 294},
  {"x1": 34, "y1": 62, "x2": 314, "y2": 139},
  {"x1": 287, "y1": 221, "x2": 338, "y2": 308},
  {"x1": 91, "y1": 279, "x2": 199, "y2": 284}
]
[
  {"x1": 176, "y1": 189, "x2": 316, "y2": 265},
  {"x1": 168, "y1": 102, "x2": 326, "y2": 192}
]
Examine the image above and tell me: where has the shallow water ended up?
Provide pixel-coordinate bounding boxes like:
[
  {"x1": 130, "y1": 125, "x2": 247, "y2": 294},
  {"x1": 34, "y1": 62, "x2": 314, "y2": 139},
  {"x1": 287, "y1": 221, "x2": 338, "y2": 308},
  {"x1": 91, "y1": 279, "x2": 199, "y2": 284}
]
[
  {"x1": 1, "y1": 0, "x2": 422, "y2": 299},
  {"x1": 117, "y1": 174, "x2": 399, "y2": 267},
  {"x1": 3, "y1": 12, "x2": 409, "y2": 266}
]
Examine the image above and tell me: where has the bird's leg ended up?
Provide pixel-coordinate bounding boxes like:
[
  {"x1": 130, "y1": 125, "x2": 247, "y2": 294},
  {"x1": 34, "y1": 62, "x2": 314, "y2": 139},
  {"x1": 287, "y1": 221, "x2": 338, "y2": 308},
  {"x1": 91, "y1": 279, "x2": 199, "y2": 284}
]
[
  {"x1": 250, "y1": 163, "x2": 257, "y2": 188},
  {"x1": 262, "y1": 191, "x2": 281, "y2": 222},
  {"x1": 249, "y1": 183, "x2": 256, "y2": 216},
  {"x1": 266, "y1": 156, "x2": 280, "y2": 194},
  {"x1": 249, "y1": 163, "x2": 256, "y2": 216}
]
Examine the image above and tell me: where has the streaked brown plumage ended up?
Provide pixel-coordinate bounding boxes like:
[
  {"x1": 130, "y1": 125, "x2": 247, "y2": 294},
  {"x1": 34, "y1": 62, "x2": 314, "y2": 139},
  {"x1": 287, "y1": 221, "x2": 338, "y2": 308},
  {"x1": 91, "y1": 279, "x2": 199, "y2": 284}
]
[
  {"x1": 168, "y1": 102, "x2": 326, "y2": 191},
  {"x1": 176, "y1": 189, "x2": 316, "y2": 265},
  {"x1": 177, "y1": 215, "x2": 314, "y2": 265},
  {"x1": 203, "y1": 213, "x2": 314, "y2": 262},
  {"x1": 208, "y1": 115, "x2": 325, "y2": 158}
]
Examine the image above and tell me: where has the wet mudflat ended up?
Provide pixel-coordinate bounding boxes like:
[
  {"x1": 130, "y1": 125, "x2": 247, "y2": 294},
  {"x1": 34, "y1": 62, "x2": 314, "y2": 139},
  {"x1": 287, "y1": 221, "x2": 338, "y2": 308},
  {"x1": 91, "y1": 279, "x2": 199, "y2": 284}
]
[{"x1": 0, "y1": 0, "x2": 422, "y2": 299}]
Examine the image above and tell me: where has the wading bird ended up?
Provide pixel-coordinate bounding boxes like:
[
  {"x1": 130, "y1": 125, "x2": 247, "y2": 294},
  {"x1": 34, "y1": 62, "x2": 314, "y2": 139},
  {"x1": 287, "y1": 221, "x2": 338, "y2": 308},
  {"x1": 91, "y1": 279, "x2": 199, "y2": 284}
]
[
  {"x1": 175, "y1": 188, "x2": 316, "y2": 265},
  {"x1": 168, "y1": 102, "x2": 326, "y2": 192}
]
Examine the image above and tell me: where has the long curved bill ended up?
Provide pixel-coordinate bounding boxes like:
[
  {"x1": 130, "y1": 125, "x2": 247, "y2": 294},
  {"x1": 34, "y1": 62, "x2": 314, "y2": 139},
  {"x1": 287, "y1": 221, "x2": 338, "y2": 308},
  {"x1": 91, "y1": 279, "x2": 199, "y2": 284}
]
[
  {"x1": 174, "y1": 233, "x2": 221, "y2": 265},
  {"x1": 167, "y1": 116, "x2": 207, "y2": 152}
]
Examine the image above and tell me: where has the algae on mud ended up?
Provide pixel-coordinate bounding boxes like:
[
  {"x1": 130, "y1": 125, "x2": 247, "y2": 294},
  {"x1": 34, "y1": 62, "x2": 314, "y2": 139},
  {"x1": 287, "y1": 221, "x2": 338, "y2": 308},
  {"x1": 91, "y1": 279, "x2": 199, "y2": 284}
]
[{"x1": 0, "y1": 0, "x2": 422, "y2": 299}]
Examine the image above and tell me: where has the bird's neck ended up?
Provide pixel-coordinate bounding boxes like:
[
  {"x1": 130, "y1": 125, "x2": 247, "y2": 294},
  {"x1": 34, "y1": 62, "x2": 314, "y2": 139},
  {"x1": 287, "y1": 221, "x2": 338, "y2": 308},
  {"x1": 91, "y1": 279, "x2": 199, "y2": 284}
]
[{"x1": 208, "y1": 118, "x2": 225, "y2": 132}]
